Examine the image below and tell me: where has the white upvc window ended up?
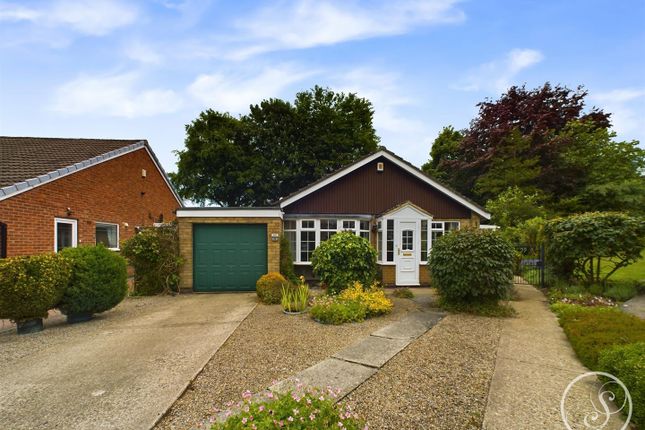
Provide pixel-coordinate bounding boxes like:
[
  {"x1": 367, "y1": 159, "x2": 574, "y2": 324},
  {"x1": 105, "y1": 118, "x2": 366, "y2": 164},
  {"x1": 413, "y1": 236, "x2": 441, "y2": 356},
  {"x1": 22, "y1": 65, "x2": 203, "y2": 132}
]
[
  {"x1": 376, "y1": 221, "x2": 383, "y2": 262},
  {"x1": 54, "y1": 218, "x2": 77, "y2": 252},
  {"x1": 96, "y1": 222, "x2": 119, "y2": 250},
  {"x1": 430, "y1": 221, "x2": 461, "y2": 245},
  {"x1": 284, "y1": 217, "x2": 372, "y2": 264}
]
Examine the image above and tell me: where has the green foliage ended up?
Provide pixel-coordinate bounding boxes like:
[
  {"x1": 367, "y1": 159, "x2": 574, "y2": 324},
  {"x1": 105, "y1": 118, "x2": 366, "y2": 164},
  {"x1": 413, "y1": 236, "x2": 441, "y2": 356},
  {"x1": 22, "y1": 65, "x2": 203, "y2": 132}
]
[
  {"x1": 281, "y1": 279, "x2": 309, "y2": 312},
  {"x1": 486, "y1": 187, "x2": 547, "y2": 228},
  {"x1": 438, "y1": 297, "x2": 517, "y2": 318},
  {"x1": 280, "y1": 235, "x2": 298, "y2": 283},
  {"x1": 422, "y1": 126, "x2": 463, "y2": 181},
  {"x1": 428, "y1": 229, "x2": 514, "y2": 303},
  {"x1": 544, "y1": 212, "x2": 645, "y2": 285},
  {"x1": 474, "y1": 128, "x2": 541, "y2": 201},
  {"x1": 256, "y1": 272, "x2": 290, "y2": 305},
  {"x1": 603, "y1": 281, "x2": 638, "y2": 302},
  {"x1": 551, "y1": 304, "x2": 645, "y2": 369},
  {"x1": 598, "y1": 342, "x2": 645, "y2": 428},
  {"x1": 211, "y1": 387, "x2": 365, "y2": 430},
  {"x1": 309, "y1": 295, "x2": 367, "y2": 325},
  {"x1": 58, "y1": 245, "x2": 128, "y2": 315},
  {"x1": 392, "y1": 287, "x2": 414, "y2": 299},
  {"x1": 171, "y1": 86, "x2": 379, "y2": 206},
  {"x1": 311, "y1": 232, "x2": 377, "y2": 294},
  {"x1": 0, "y1": 254, "x2": 71, "y2": 322},
  {"x1": 121, "y1": 224, "x2": 183, "y2": 295}
]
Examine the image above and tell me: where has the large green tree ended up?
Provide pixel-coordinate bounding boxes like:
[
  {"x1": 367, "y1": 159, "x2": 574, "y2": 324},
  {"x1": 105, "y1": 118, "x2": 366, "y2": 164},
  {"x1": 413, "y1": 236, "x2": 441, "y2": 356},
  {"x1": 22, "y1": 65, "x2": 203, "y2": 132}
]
[
  {"x1": 422, "y1": 126, "x2": 463, "y2": 181},
  {"x1": 171, "y1": 86, "x2": 379, "y2": 206}
]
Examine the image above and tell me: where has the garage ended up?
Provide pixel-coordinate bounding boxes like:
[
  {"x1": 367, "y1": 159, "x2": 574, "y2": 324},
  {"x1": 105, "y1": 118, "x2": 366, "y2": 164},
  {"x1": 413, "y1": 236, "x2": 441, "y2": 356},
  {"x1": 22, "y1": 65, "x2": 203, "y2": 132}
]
[
  {"x1": 193, "y1": 224, "x2": 267, "y2": 292},
  {"x1": 176, "y1": 208, "x2": 283, "y2": 292}
]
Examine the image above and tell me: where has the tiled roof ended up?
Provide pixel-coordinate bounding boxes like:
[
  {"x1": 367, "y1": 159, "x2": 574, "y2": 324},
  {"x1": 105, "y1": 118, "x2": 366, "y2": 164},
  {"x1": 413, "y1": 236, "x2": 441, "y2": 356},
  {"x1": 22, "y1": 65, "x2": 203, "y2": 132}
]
[{"x1": 0, "y1": 136, "x2": 144, "y2": 188}]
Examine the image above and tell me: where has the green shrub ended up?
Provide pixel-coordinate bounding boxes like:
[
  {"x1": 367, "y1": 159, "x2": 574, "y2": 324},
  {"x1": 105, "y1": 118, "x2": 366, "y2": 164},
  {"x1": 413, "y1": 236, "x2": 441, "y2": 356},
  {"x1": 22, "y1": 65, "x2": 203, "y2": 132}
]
[
  {"x1": 279, "y1": 235, "x2": 298, "y2": 284},
  {"x1": 392, "y1": 287, "x2": 414, "y2": 299},
  {"x1": 310, "y1": 295, "x2": 367, "y2": 325},
  {"x1": 121, "y1": 224, "x2": 183, "y2": 295},
  {"x1": 59, "y1": 245, "x2": 128, "y2": 315},
  {"x1": 603, "y1": 281, "x2": 638, "y2": 302},
  {"x1": 428, "y1": 229, "x2": 514, "y2": 304},
  {"x1": 211, "y1": 387, "x2": 364, "y2": 429},
  {"x1": 339, "y1": 282, "x2": 393, "y2": 316},
  {"x1": 281, "y1": 279, "x2": 309, "y2": 312},
  {"x1": 0, "y1": 254, "x2": 71, "y2": 322},
  {"x1": 598, "y1": 342, "x2": 645, "y2": 428},
  {"x1": 256, "y1": 272, "x2": 290, "y2": 304},
  {"x1": 544, "y1": 212, "x2": 645, "y2": 285},
  {"x1": 311, "y1": 231, "x2": 377, "y2": 294},
  {"x1": 551, "y1": 304, "x2": 645, "y2": 369}
]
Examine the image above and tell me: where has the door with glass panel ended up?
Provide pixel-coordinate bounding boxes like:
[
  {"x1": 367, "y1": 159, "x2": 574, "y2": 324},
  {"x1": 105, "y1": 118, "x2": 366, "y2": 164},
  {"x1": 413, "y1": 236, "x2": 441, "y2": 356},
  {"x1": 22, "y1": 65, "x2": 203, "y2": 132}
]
[{"x1": 395, "y1": 220, "x2": 419, "y2": 286}]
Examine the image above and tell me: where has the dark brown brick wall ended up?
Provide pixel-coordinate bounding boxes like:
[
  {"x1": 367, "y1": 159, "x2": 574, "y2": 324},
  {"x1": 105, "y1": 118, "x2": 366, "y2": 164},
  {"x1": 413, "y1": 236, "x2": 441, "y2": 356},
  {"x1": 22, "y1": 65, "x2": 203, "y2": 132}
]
[{"x1": 0, "y1": 148, "x2": 180, "y2": 257}]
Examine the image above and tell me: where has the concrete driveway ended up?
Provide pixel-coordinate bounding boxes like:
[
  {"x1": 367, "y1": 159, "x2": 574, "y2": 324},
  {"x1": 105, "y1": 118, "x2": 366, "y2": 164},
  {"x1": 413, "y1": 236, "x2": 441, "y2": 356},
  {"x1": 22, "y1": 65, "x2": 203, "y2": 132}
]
[{"x1": 0, "y1": 293, "x2": 256, "y2": 430}]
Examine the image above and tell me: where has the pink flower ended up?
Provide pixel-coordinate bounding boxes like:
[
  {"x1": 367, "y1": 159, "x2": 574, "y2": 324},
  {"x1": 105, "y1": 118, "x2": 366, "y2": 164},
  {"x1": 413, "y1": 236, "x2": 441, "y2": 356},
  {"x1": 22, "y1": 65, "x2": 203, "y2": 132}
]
[
  {"x1": 242, "y1": 390, "x2": 252, "y2": 400},
  {"x1": 310, "y1": 413, "x2": 316, "y2": 421},
  {"x1": 259, "y1": 405, "x2": 265, "y2": 412},
  {"x1": 242, "y1": 417, "x2": 248, "y2": 424},
  {"x1": 267, "y1": 392, "x2": 274, "y2": 399},
  {"x1": 288, "y1": 416, "x2": 294, "y2": 422},
  {"x1": 338, "y1": 422, "x2": 344, "y2": 427}
]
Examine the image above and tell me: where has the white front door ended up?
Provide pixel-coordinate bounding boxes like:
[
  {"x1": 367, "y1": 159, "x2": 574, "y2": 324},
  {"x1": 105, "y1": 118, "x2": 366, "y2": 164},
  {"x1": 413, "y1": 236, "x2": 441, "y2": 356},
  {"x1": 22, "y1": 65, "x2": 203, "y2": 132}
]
[{"x1": 395, "y1": 220, "x2": 419, "y2": 286}]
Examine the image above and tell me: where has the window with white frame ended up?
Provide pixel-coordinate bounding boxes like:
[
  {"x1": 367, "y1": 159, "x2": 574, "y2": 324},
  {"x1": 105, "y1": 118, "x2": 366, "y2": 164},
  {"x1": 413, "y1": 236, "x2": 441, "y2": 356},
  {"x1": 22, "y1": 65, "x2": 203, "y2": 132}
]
[
  {"x1": 431, "y1": 221, "x2": 445, "y2": 243},
  {"x1": 421, "y1": 220, "x2": 428, "y2": 262},
  {"x1": 377, "y1": 221, "x2": 382, "y2": 262},
  {"x1": 299, "y1": 220, "x2": 316, "y2": 262},
  {"x1": 341, "y1": 220, "x2": 356, "y2": 232},
  {"x1": 386, "y1": 219, "x2": 394, "y2": 262},
  {"x1": 359, "y1": 220, "x2": 370, "y2": 240},
  {"x1": 96, "y1": 222, "x2": 119, "y2": 249},
  {"x1": 55, "y1": 218, "x2": 77, "y2": 252},
  {"x1": 445, "y1": 221, "x2": 460, "y2": 232},
  {"x1": 320, "y1": 219, "x2": 337, "y2": 242}
]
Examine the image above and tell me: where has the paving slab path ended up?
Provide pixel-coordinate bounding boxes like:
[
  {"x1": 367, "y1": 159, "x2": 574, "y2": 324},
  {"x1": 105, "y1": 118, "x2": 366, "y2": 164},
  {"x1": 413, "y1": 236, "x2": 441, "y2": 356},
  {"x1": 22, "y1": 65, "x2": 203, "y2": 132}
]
[
  {"x1": 0, "y1": 293, "x2": 256, "y2": 430},
  {"x1": 622, "y1": 294, "x2": 645, "y2": 319},
  {"x1": 269, "y1": 310, "x2": 445, "y2": 398},
  {"x1": 483, "y1": 284, "x2": 626, "y2": 429}
]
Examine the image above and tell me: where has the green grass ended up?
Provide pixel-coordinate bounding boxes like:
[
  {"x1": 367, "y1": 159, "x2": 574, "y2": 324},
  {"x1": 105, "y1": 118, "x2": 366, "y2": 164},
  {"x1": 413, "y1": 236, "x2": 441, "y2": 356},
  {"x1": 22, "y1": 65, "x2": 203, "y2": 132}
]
[
  {"x1": 439, "y1": 297, "x2": 517, "y2": 318},
  {"x1": 600, "y1": 250, "x2": 645, "y2": 282}
]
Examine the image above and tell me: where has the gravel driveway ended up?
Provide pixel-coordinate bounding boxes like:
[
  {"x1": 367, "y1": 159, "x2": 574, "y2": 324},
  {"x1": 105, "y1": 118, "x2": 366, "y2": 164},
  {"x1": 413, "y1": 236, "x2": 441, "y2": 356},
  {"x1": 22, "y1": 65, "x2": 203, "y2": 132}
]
[{"x1": 0, "y1": 293, "x2": 256, "y2": 430}]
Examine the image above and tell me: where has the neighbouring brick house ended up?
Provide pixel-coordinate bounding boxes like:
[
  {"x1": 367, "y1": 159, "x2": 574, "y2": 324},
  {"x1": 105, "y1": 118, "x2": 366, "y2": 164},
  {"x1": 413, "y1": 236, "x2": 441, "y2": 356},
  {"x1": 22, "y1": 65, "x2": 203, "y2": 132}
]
[
  {"x1": 0, "y1": 137, "x2": 183, "y2": 257},
  {"x1": 177, "y1": 149, "x2": 490, "y2": 291}
]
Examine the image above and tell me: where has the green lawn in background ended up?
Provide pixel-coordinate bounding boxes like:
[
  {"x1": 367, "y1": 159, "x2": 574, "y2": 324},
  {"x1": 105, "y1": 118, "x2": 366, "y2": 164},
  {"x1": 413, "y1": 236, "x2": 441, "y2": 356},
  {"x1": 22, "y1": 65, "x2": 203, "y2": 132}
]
[{"x1": 601, "y1": 250, "x2": 645, "y2": 282}]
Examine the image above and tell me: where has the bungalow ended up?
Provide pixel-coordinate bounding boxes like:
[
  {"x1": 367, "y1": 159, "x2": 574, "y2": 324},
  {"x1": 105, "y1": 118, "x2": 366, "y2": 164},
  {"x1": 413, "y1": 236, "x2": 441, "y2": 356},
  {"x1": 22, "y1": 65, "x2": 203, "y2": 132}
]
[
  {"x1": 0, "y1": 137, "x2": 183, "y2": 257},
  {"x1": 177, "y1": 149, "x2": 490, "y2": 291}
]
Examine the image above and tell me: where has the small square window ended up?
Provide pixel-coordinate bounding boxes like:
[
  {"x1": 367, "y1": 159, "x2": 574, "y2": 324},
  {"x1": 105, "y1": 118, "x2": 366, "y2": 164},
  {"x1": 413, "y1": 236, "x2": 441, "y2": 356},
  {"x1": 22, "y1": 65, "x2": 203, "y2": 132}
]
[
  {"x1": 320, "y1": 219, "x2": 337, "y2": 230},
  {"x1": 96, "y1": 223, "x2": 119, "y2": 249},
  {"x1": 342, "y1": 220, "x2": 355, "y2": 230}
]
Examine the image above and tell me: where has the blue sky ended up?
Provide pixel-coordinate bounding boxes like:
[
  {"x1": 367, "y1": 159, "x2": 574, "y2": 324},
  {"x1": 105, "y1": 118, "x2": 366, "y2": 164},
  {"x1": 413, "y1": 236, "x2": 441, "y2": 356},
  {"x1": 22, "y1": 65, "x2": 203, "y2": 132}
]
[{"x1": 1, "y1": 0, "x2": 644, "y2": 173}]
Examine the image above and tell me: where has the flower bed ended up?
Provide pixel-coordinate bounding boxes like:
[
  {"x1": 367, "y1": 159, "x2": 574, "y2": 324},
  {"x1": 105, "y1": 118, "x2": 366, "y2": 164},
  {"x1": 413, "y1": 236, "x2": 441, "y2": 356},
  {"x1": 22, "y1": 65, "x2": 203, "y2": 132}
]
[
  {"x1": 210, "y1": 386, "x2": 365, "y2": 430},
  {"x1": 310, "y1": 283, "x2": 392, "y2": 325}
]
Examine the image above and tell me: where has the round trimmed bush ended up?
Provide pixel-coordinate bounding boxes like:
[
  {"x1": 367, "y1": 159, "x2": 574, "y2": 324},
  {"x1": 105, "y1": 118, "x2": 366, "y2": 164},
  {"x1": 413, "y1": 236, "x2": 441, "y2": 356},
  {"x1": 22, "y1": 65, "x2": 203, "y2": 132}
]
[
  {"x1": 0, "y1": 253, "x2": 71, "y2": 322},
  {"x1": 311, "y1": 232, "x2": 377, "y2": 294},
  {"x1": 428, "y1": 229, "x2": 514, "y2": 303},
  {"x1": 59, "y1": 245, "x2": 128, "y2": 316},
  {"x1": 256, "y1": 272, "x2": 290, "y2": 304}
]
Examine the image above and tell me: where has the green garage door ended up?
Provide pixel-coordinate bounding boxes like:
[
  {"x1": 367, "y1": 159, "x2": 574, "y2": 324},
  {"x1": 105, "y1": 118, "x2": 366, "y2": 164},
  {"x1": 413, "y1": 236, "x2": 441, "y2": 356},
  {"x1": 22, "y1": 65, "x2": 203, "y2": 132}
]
[{"x1": 193, "y1": 224, "x2": 267, "y2": 292}]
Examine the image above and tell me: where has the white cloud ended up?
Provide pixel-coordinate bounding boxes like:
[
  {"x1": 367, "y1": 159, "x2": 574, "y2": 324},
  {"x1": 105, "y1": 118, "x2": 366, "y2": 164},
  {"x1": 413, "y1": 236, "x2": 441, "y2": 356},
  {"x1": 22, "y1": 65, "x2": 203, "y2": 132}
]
[
  {"x1": 124, "y1": 41, "x2": 163, "y2": 65},
  {"x1": 52, "y1": 72, "x2": 181, "y2": 118},
  {"x1": 187, "y1": 64, "x2": 318, "y2": 113},
  {"x1": 178, "y1": 0, "x2": 464, "y2": 60},
  {"x1": 590, "y1": 88, "x2": 645, "y2": 142},
  {"x1": 0, "y1": 0, "x2": 138, "y2": 36},
  {"x1": 456, "y1": 48, "x2": 544, "y2": 93}
]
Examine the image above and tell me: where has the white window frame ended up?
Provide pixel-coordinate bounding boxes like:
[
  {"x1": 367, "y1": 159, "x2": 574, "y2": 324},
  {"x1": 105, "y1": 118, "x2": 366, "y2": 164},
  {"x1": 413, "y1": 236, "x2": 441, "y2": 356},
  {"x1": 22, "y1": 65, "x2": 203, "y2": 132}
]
[
  {"x1": 95, "y1": 221, "x2": 120, "y2": 251},
  {"x1": 298, "y1": 219, "x2": 317, "y2": 263},
  {"x1": 54, "y1": 217, "x2": 77, "y2": 252}
]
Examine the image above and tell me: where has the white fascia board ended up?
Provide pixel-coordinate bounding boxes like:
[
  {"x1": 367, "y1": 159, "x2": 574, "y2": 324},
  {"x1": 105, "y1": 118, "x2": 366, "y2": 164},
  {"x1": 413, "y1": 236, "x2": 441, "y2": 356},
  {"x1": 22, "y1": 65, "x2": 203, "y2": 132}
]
[
  {"x1": 279, "y1": 150, "x2": 491, "y2": 219},
  {"x1": 176, "y1": 208, "x2": 283, "y2": 218}
]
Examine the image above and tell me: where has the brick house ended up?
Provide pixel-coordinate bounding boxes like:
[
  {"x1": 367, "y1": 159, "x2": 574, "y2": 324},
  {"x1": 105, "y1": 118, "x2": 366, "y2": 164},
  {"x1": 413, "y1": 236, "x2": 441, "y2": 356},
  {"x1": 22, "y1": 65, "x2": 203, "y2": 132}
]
[
  {"x1": 0, "y1": 137, "x2": 183, "y2": 257},
  {"x1": 177, "y1": 149, "x2": 490, "y2": 291}
]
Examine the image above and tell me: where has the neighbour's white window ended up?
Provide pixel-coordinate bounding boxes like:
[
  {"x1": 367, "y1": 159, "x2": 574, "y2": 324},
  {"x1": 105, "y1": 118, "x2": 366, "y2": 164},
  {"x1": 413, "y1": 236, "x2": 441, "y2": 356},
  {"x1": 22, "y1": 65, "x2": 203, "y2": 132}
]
[
  {"x1": 283, "y1": 220, "x2": 297, "y2": 259},
  {"x1": 55, "y1": 218, "x2": 77, "y2": 252},
  {"x1": 299, "y1": 219, "x2": 316, "y2": 262},
  {"x1": 96, "y1": 222, "x2": 119, "y2": 250}
]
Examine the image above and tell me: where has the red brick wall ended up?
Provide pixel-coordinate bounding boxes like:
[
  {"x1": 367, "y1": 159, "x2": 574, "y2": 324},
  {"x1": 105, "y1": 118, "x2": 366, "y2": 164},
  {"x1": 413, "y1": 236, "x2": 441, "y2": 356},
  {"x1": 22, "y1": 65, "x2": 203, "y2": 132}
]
[{"x1": 0, "y1": 148, "x2": 180, "y2": 257}]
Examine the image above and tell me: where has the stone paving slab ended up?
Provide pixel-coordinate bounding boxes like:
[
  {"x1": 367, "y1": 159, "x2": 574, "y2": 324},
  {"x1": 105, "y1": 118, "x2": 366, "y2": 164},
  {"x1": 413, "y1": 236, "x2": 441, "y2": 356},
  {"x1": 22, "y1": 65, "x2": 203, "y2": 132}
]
[
  {"x1": 371, "y1": 311, "x2": 444, "y2": 340},
  {"x1": 333, "y1": 336, "x2": 410, "y2": 368},
  {"x1": 269, "y1": 358, "x2": 377, "y2": 398},
  {"x1": 483, "y1": 285, "x2": 626, "y2": 430}
]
